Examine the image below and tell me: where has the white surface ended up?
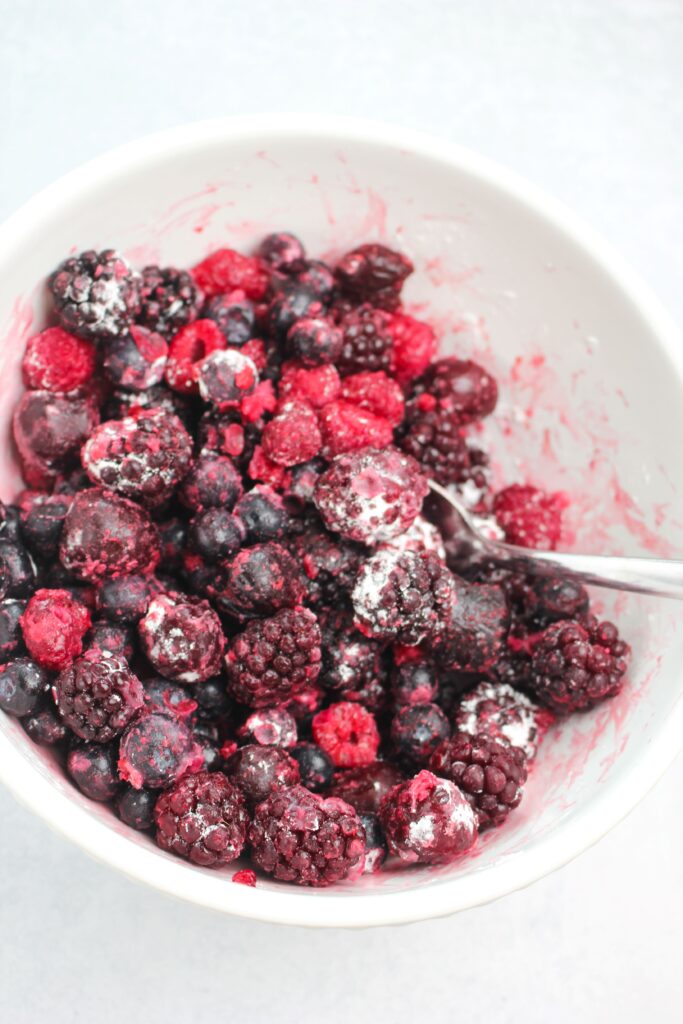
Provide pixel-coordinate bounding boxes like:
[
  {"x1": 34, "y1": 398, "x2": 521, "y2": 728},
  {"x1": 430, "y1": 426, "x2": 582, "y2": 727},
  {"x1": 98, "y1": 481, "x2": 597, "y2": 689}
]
[{"x1": 0, "y1": 0, "x2": 681, "y2": 1017}]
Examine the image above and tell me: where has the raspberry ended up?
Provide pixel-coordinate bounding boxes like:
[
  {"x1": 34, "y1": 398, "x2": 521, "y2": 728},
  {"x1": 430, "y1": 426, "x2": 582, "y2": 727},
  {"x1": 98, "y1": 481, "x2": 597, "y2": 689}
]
[
  {"x1": 249, "y1": 785, "x2": 366, "y2": 886},
  {"x1": 226, "y1": 744, "x2": 300, "y2": 806},
  {"x1": 257, "y1": 232, "x2": 306, "y2": 274},
  {"x1": 529, "y1": 617, "x2": 630, "y2": 714},
  {"x1": 59, "y1": 488, "x2": 160, "y2": 581},
  {"x1": 314, "y1": 447, "x2": 429, "y2": 545},
  {"x1": 118, "y1": 711, "x2": 204, "y2": 788},
  {"x1": 67, "y1": 742, "x2": 119, "y2": 801},
  {"x1": 290, "y1": 527, "x2": 363, "y2": 607},
  {"x1": 13, "y1": 391, "x2": 99, "y2": 488},
  {"x1": 411, "y1": 357, "x2": 498, "y2": 425},
  {"x1": 240, "y1": 379, "x2": 278, "y2": 423},
  {"x1": 204, "y1": 290, "x2": 255, "y2": 345},
  {"x1": 82, "y1": 410, "x2": 192, "y2": 507},
  {"x1": 22, "y1": 327, "x2": 96, "y2": 393},
  {"x1": 49, "y1": 249, "x2": 140, "y2": 340},
  {"x1": 197, "y1": 413, "x2": 248, "y2": 460},
  {"x1": 239, "y1": 708, "x2": 298, "y2": 749},
  {"x1": 234, "y1": 486, "x2": 290, "y2": 544},
  {"x1": 429, "y1": 733, "x2": 528, "y2": 829},
  {"x1": 379, "y1": 769, "x2": 477, "y2": 864},
  {"x1": 155, "y1": 770, "x2": 249, "y2": 866},
  {"x1": 53, "y1": 648, "x2": 144, "y2": 742},
  {"x1": 0, "y1": 658, "x2": 49, "y2": 716},
  {"x1": 210, "y1": 542, "x2": 304, "y2": 618},
  {"x1": 434, "y1": 581, "x2": 509, "y2": 673},
  {"x1": 262, "y1": 401, "x2": 322, "y2": 466},
  {"x1": 493, "y1": 484, "x2": 566, "y2": 550},
  {"x1": 116, "y1": 785, "x2": 156, "y2": 830},
  {"x1": 179, "y1": 454, "x2": 243, "y2": 512},
  {"x1": 247, "y1": 447, "x2": 292, "y2": 490},
  {"x1": 96, "y1": 576, "x2": 150, "y2": 624},
  {"x1": 278, "y1": 360, "x2": 341, "y2": 409},
  {"x1": 138, "y1": 265, "x2": 202, "y2": 334},
  {"x1": 188, "y1": 507, "x2": 246, "y2": 563},
  {"x1": 139, "y1": 594, "x2": 225, "y2": 683},
  {"x1": 386, "y1": 312, "x2": 437, "y2": 385},
  {"x1": 340, "y1": 371, "x2": 405, "y2": 427},
  {"x1": 18, "y1": 494, "x2": 70, "y2": 562},
  {"x1": 400, "y1": 406, "x2": 473, "y2": 486},
  {"x1": 318, "y1": 400, "x2": 394, "y2": 458},
  {"x1": 391, "y1": 703, "x2": 450, "y2": 764},
  {"x1": 351, "y1": 549, "x2": 455, "y2": 645},
  {"x1": 391, "y1": 659, "x2": 438, "y2": 706},
  {"x1": 287, "y1": 316, "x2": 343, "y2": 365},
  {"x1": 165, "y1": 319, "x2": 225, "y2": 394},
  {"x1": 290, "y1": 743, "x2": 334, "y2": 792},
  {"x1": 0, "y1": 599, "x2": 25, "y2": 662},
  {"x1": 454, "y1": 680, "x2": 554, "y2": 761},
  {"x1": 20, "y1": 588, "x2": 91, "y2": 671},
  {"x1": 102, "y1": 327, "x2": 168, "y2": 391},
  {"x1": 0, "y1": 540, "x2": 36, "y2": 598},
  {"x1": 319, "y1": 609, "x2": 386, "y2": 709},
  {"x1": 225, "y1": 606, "x2": 322, "y2": 708},
  {"x1": 335, "y1": 243, "x2": 413, "y2": 311},
  {"x1": 337, "y1": 305, "x2": 395, "y2": 376},
  {"x1": 192, "y1": 248, "x2": 270, "y2": 300},
  {"x1": 296, "y1": 260, "x2": 335, "y2": 303},
  {"x1": 312, "y1": 701, "x2": 380, "y2": 768},
  {"x1": 198, "y1": 349, "x2": 258, "y2": 408}
]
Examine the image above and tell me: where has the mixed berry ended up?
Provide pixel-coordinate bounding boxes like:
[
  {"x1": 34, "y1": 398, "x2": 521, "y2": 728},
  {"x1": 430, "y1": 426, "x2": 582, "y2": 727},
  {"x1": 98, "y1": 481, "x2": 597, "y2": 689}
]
[{"x1": 0, "y1": 235, "x2": 632, "y2": 888}]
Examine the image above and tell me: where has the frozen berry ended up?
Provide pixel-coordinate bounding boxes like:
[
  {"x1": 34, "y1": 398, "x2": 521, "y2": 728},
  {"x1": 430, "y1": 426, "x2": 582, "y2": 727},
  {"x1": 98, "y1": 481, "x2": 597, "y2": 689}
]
[
  {"x1": 379, "y1": 769, "x2": 477, "y2": 864},
  {"x1": 262, "y1": 401, "x2": 321, "y2": 466},
  {"x1": 105, "y1": 383, "x2": 192, "y2": 426},
  {"x1": 412, "y1": 357, "x2": 498, "y2": 425},
  {"x1": 211, "y1": 542, "x2": 303, "y2": 618},
  {"x1": 23, "y1": 699, "x2": 67, "y2": 745},
  {"x1": 101, "y1": 327, "x2": 168, "y2": 391},
  {"x1": 155, "y1": 769, "x2": 249, "y2": 865},
  {"x1": 22, "y1": 327, "x2": 96, "y2": 393},
  {"x1": 267, "y1": 288, "x2": 323, "y2": 342},
  {"x1": 165, "y1": 319, "x2": 225, "y2": 394},
  {"x1": 526, "y1": 576, "x2": 590, "y2": 627},
  {"x1": 391, "y1": 703, "x2": 450, "y2": 764},
  {"x1": 386, "y1": 312, "x2": 437, "y2": 385},
  {"x1": 296, "y1": 260, "x2": 335, "y2": 302},
  {"x1": 204, "y1": 290, "x2": 255, "y2": 345},
  {"x1": 13, "y1": 391, "x2": 99, "y2": 488},
  {"x1": 225, "y1": 606, "x2": 321, "y2": 708},
  {"x1": 430, "y1": 733, "x2": 528, "y2": 829},
  {"x1": 239, "y1": 708, "x2": 297, "y2": 749},
  {"x1": 0, "y1": 599, "x2": 25, "y2": 663},
  {"x1": 49, "y1": 249, "x2": 140, "y2": 340},
  {"x1": 290, "y1": 527, "x2": 362, "y2": 608},
  {"x1": 314, "y1": 447, "x2": 428, "y2": 545},
  {"x1": 249, "y1": 785, "x2": 366, "y2": 886},
  {"x1": 0, "y1": 658, "x2": 48, "y2": 716},
  {"x1": 60, "y1": 488, "x2": 160, "y2": 581},
  {"x1": 138, "y1": 264, "x2": 202, "y2": 334},
  {"x1": 96, "y1": 576, "x2": 150, "y2": 624},
  {"x1": 359, "y1": 812, "x2": 387, "y2": 872},
  {"x1": 139, "y1": 594, "x2": 225, "y2": 683},
  {"x1": 198, "y1": 349, "x2": 258, "y2": 407},
  {"x1": 340, "y1": 371, "x2": 405, "y2": 427},
  {"x1": 287, "y1": 316, "x2": 342, "y2": 365},
  {"x1": 67, "y1": 742, "x2": 119, "y2": 801},
  {"x1": 188, "y1": 507, "x2": 246, "y2": 562},
  {"x1": 258, "y1": 232, "x2": 306, "y2": 273},
  {"x1": 21, "y1": 588, "x2": 91, "y2": 671},
  {"x1": 434, "y1": 581, "x2": 509, "y2": 673},
  {"x1": 119, "y1": 711, "x2": 204, "y2": 788},
  {"x1": 143, "y1": 677, "x2": 198, "y2": 721},
  {"x1": 319, "y1": 610, "x2": 386, "y2": 709},
  {"x1": 337, "y1": 304, "x2": 395, "y2": 375},
  {"x1": 179, "y1": 454, "x2": 243, "y2": 512},
  {"x1": 87, "y1": 621, "x2": 135, "y2": 661},
  {"x1": 18, "y1": 494, "x2": 70, "y2": 562},
  {"x1": 290, "y1": 743, "x2": 334, "y2": 792},
  {"x1": 318, "y1": 400, "x2": 393, "y2": 458},
  {"x1": 234, "y1": 486, "x2": 289, "y2": 544},
  {"x1": 226, "y1": 744, "x2": 300, "y2": 807},
  {"x1": 400, "y1": 405, "x2": 472, "y2": 486},
  {"x1": 493, "y1": 485, "x2": 566, "y2": 550},
  {"x1": 335, "y1": 243, "x2": 413, "y2": 310},
  {"x1": 54, "y1": 648, "x2": 144, "y2": 742},
  {"x1": 192, "y1": 248, "x2": 269, "y2": 301},
  {"x1": 115, "y1": 785, "x2": 156, "y2": 830},
  {"x1": 0, "y1": 541, "x2": 36, "y2": 598},
  {"x1": 391, "y1": 658, "x2": 438, "y2": 706},
  {"x1": 329, "y1": 762, "x2": 403, "y2": 813},
  {"x1": 278, "y1": 360, "x2": 341, "y2": 409},
  {"x1": 454, "y1": 680, "x2": 554, "y2": 761},
  {"x1": 312, "y1": 701, "x2": 379, "y2": 768}
]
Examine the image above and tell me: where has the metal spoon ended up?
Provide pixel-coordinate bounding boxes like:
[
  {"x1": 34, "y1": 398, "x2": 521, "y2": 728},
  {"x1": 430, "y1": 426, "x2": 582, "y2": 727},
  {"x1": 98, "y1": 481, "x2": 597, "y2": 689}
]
[{"x1": 425, "y1": 480, "x2": 683, "y2": 600}]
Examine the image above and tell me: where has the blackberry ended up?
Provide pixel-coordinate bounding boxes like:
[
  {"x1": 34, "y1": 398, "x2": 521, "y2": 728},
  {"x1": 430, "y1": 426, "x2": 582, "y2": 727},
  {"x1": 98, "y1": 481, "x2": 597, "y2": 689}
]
[
  {"x1": 429, "y1": 733, "x2": 528, "y2": 829},
  {"x1": 287, "y1": 316, "x2": 343, "y2": 366},
  {"x1": 67, "y1": 742, "x2": 120, "y2": 802},
  {"x1": 59, "y1": 487, "x2": 160, "y2": 582},
  {"x1": 290, "y1": 743, "x2": 334, "y2": 792},
  {"x1": 210, "y1": 542, "x2": 304, "y2": 619},
  {"x1": 290, "y1": 527, "x2": 363, "y2": 607},
  {"x1": 529, "y1": 616, "x2": 630, "y2": 713},
  {"x1": 0, "y1": 658, "x2": 49, "y2": 716},
  {"x1": 138, "y1": 265, "x2": 202, "y2": 334},
  {"x1": 96, "y1": 576, "x2": 150, "y2": 625},
  {"x1": 179, "y1": 454, "x2": 243, "y2": 512},
  {"x1": 115, "y1": 785, "x2": 156, "y2": 830},
  {"x1": 139, "y1": 594, "x2": 225, "y2": 684},
  {"x1": 391, "y1": 702, "x2": 450, "y2": 764},
  {"x1": 319, "y1": 610, "x2": 386, "y2": 709},
  {"x1": 454, "y1": 680, "x2": 554, "y2": 761},
  {"x1": 53, "y1": 648, "x2": 145, "y2": 742},
  {"x1": 359, "y1": 812, "x2": 388, "y2": 872},
  {"x1": 352, "y1": 549, "x2": 456, "y2": 645},
  {"x1": 204, "y1": 291, "x2": 256, "y2": 345},
  {"x1": 118, "y1": 711, "x2": 204, "y2": 789},
  {"x1": 101, "y1": 327, "x2": 168, "y2": 391},
  {"x1": 335, "y1": 244, "x2": 413, "y2": 311},
  {"x1": 225, "y1": 606, "x2": 322, "y2": 708},
  {"x1": 226, "y1": 744, "x2": 300, "y2": 807},
  {"x1": 0, "y1": 599, "x2": 26, "y2": 663},
  {"x1": 257, "y1": 232, "x2": 306, "y2": 274},
  {"x1": 400, "y1": 406, "x2": 473, "y2": 486},
  {"x1": 49, "y1": 249, "x2": 140, "y2": 340},
  {"x1": 234, "y1": 486, "x2": 290, "y2": 544},
  {"x1": 188, "y1": 507, "x2": 246, "y2": 563},
  {"x1": 249, "y1": 785, "x2": 366, "y2": 886},
  {"x1": 19, "y1": 494, "x2": 70, "y2": 562},
  {"x1": 337, "y1": 305, "x2": 395, "y2": 376},
  {"x1": 155, "y1": 770, "x2": 249, "y2": 866},
  {"x1": 379, "y1": 769, "x2": 477, "y2": 864}
]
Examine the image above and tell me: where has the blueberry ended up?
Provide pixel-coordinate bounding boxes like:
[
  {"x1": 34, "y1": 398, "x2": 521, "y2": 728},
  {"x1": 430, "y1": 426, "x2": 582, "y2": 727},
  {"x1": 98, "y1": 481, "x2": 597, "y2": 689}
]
[
  {"x1": 290, "y1": 742, "x2": 334, "y2": 792},
  {"x1": 0, "y1": 658, "x2": 49, "y2": 716}
]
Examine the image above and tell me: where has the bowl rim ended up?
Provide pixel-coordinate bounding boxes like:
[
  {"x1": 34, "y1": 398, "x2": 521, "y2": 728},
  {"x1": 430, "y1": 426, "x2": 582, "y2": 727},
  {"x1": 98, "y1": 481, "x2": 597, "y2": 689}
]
[{"x1": 0, "y1": 113, "x2": 682, "y2": 928}]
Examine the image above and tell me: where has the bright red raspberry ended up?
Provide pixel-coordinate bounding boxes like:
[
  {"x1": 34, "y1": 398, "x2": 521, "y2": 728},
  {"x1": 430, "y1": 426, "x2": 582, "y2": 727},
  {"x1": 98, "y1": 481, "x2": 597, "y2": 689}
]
[
  {"x1": 192, "y1": 248, "x2": 270, "y2": 300},
  {"x1": 312, "y1": 701, "x2": 380, "y2": 768},
  {"x1": 21, "y1": 588, "x2": 91, "y2": 671},
  {"x1": 22, "y1": 327, "x2": 96, "y2": 393},
  {"x1": 340, "y1": 371, "x2": 405, "y2": 427},
  {"x1": 261, "y1": 401, "x2": 322, "y2": 466},
  {"x1": 278, "y1": 360, "x2": 341, "y2": 409},
  {"x1": 386, "y1": 312, "x2": 437, "y2": 385},
  {"x1": 493, "y1": 484, "x2": 567, "y2": 550},
  {"x1": 247, "y1": 446, "x2": 293, "y2": 489},
  {"x1": 240, "y1": 380, "x2": 277, "y2": 423},
  {"x1": 165, "y1": 319, "x2": 226, "y2": 394},
  {"x1": 318, "y1": 400, "x2": 393, "y2": 458}
]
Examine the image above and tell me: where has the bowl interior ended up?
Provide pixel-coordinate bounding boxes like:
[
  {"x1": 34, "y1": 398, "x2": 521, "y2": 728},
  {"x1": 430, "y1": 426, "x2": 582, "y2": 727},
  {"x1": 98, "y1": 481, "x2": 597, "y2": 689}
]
[{"x1": 1, "y1": 121, "x2": 682, "y2": 926}]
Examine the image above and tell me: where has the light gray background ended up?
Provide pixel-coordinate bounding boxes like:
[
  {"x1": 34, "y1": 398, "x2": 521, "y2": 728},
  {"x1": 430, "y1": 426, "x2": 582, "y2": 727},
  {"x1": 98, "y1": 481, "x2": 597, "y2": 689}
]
[{"x1": 1, "y1": 1, "x2": 681, "y2": 1021}]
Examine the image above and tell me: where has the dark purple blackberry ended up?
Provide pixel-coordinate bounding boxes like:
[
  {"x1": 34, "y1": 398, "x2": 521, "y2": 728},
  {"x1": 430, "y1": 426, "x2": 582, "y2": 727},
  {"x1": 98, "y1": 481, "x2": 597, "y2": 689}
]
[
  {"x1": 454, "y1": 679, "x2": 555, "y2": 761},
  {"x1": 155, "y1": 770, "x2": 249, "y2": 866},
  {"x1": 409, "y1": 357, "x2": 499, "y2": 426},
  {"x1": 138, "y1": 593, "x2": 225, "y2": 684},
  {"x1": 118, "y1": 711, "x2": 204, "y2": 788},
  {"x1": 359, "y1": 812, "x2": 387, "y2": 872},
  {"x1": 391, "y1": 658, "x2": 438, "y2": 706},
  {"x1": 291, "y1": 527, "x2": 363, "y2": 607},
  {"x1": 138, "y1": 265, "x2": 202, "y2": 335},
  {"x1": 204, "y1": 292, "x2": 256, "y2": 345},
  {"x1": 53, "y1": 648, "x2": 145, "y2": 742},
  {"x1": 379, "y1": 769, "x2": 477, "y2": 864},
  {"x1": 0, "y1": 658, "x2": 48, "y2": 716},
  {"x1": 0, "y1": 600, "x2": 26, "y2": 662},
  {"x1": 101, "y1": 327, "x2": 168, "y2": 391},
  {"x1": 529, "y1": 616, "x2": 630, "y2": 714},
  {"x1": 18, "y1": 494, "x2": 70, "y2": 562},
  {"x1": 67, "y1": 742, "x2": 120, "y2": 801},
  {"x1": 23, "y1": 699, "x2": 67, "y2": 746},
  {"x1": 267, "y1": 287, "x2": 323, "y2": 342},
  {"x1": 59, "y1": 487, "x2": 160, "y2": 582},
  {"x1": 225, "y1": 606, "x2": 321, "y2": 708},
  {"x1": 433, "y1": 581, "x2": 509, "y2": 673},
  {"x1": 391, "y1": 702, "x2": 450, "y2": 764},
  {"x1": 335, "y1": 243, "x2": 413, "y2": 311},
  {"x1": 319, "y1": 610, "x2": 387, "y2": 710},
  {"x1": 295, "y1": 260, "x2": 335, "y2": 303},
  {"x1": 115, "y1": 785, "x2": 156, "y2": 830},
  {"x1": 226, "y1": 743, "x2": 300, "y2": 807},
  {"x1": 429, "y1": 732, "x2": 528, "y2": 829},
  {"x1": 188, "y1": 507, "x2": 246, "y2": 563},
  {"x1": 400, "y1": 406, "x2": 474, "y2": 486},
  {"x1": 234, "y1": 486, "x2": 290, "y2": 544},
  {"x1": 179, "y1": 454, "x2": 243, "y2": 512},
  {"x1": 287, "y1": 316, "x2": 343, "y2": 366},
  {"x1": 210, "y1": 542, "x2": 304, "y2": 618},
  {"x1": 257, "y1": 232, "x2": 306, "y2": 274},
  {"x1": 290, "y1": 743, "x2": 334, "y2": 792},
  {"x1": 49, "y1": 249, "x2": 140, "y2": 340},
  {"x1": 249, "y1": 784, "x2": 366, "y2": 886},
  {"x1": 86, "y1": 621, "x2": 135, "y2": 661},
  {"x1": 0, "y1": 540, "x2": 36, "y2": 598},
  {"x1": 336, "y1": 304, "x2": 395, "y2": 376},
  {"x1": 96, "y1": 576, "x2": 150, "y2": 624}
]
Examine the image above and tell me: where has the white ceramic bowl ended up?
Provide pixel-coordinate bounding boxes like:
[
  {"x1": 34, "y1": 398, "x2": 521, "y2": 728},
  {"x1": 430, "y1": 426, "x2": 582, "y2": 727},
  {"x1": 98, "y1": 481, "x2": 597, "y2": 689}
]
[{"x1": 0, "y1": 115, "x2": 681, "y2": 928}]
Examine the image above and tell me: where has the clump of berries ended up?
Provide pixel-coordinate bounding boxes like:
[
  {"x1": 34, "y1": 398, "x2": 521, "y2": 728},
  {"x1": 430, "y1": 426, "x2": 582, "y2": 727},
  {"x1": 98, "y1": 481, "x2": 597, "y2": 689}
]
[{"x1": 0, "y1": 232, "x2": 633, "y2": 889}]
